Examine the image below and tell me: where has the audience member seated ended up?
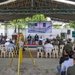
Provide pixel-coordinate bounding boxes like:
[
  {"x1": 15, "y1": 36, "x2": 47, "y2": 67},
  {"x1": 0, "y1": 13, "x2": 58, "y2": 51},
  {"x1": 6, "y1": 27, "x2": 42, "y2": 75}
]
[
  {"x1": 37, "y1": 40, "x2": 43, "y2": 58},
  {"x1": 61, "y1": 49, "x2": 74, "y2": 75},
  {"x1": 37, "y1": 40, "x2": 43, "y2": 47},
  {"x1": 56, "y1": 34, "x2": 60, "y2": 41},
  {"x1": 37, "y1": 40, "x2": 43, "y2": 52},
  {"x1": 5, "y1": 38, "x2": 10, "y2": 46},
  {"x1": 59, "y1": 39, "x2": 65, "y2": 46},
  {"x1": 63, "y1": 40, "x2": 72, "y2": 52},
  {"x1": 67, "y1": 53, "x2": 75, "y2": 75},
  {"x1": 0, "y1": 38, "x2": 5, "y2": 45},
  {"x1": 8, "y1": 41, "x2": 15, "y2": 48},
  {"x1": 52, "y1": 39, "x2": 59, "y2": 46},
  {"x1": 57, "y1": 49, "x2": 70, "y2": 74},
  {"x1": 8, "y1": 41, "x2": 15, "y2": 52},
  {"x1": 44, "y1": 39, "x2": 54, "y2": 58}
]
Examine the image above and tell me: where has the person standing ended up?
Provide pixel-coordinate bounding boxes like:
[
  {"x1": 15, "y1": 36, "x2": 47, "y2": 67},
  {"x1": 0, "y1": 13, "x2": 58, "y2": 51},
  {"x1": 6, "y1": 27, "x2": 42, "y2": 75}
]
[{"x1": 67, "y1": 53, "x2": 75, "y2": 75}]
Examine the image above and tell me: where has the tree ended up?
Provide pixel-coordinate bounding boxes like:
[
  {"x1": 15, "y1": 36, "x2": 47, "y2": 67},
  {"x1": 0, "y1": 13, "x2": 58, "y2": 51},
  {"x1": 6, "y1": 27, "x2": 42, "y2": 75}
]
[
  {"x1": 9, "y1": 14, "x2": 47, "y2": 29},
  {"x1": 68, "y1": 21, "x2": 75, "y2": 29},
  {"x1": 32, "y1": 14, "x2": 47, "y2": 21},
  {"x1": 9, "y1": 19, "x2": 17, "y2": 28}
]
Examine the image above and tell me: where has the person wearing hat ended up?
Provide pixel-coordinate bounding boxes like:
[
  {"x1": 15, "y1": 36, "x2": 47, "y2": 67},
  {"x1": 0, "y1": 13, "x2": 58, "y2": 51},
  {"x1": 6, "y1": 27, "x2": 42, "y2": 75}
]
[
  {"x1": 5, "y1": 38, "x2": 10, "y2": 46},
  {"x1": 63, "y1": 40, "x2": 72, "y2": 52},
  {"x1": 62, "y1": 40, "x2": 73, "y2": 57},
  {"x1": 67, "y1": 53, "x2": 75, "y2": 75}
]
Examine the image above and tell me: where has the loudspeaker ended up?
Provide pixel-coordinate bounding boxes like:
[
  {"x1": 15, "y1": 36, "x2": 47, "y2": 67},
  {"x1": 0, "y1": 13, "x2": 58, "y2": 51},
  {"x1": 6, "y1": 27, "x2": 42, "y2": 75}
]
[{"x1": 67, "y1": 30, "x2": 70, "y2": 34}]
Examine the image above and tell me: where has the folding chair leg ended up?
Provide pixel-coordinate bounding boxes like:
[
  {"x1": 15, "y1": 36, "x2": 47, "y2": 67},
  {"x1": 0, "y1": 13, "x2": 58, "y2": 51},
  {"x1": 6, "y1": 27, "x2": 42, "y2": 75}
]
[
  {"x1": 57, "y1": 53, "x2": 59, "y2": 58},
  {"x1": 12, "y1": 53, "x2": 13, "y2": 58},
  {"x1": 53, "y1": 52, "x2": 55, "y2": 58},
  {"x1": 9, "y1": 53, "x2": 11, "y2": 58},
  {"x1": 37, "y1": 52, "x2": 39, "y2": 58},
  {"x1": 41, "y1": 52, "x2": 43, "y2": 58},
  {"x1": 49, "y1": 52, "x2": 51, "y2": 58},
  {"x1": 56, "y1": 52, "x2": 58, "y2": 58},
  {"x1": 4, "y1": 52, "x2": 6, "y2": 58},
  {"x1": 1, "y1": 52, "x2": 2, "y2": 58},
  {"x1": 45, "y1": 53, "x2": 48, "y2": 58}
]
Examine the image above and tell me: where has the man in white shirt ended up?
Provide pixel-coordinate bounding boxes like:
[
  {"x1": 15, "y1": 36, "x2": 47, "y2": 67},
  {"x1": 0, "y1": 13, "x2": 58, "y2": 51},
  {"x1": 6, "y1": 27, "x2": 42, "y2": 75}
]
[{"x1": 44, "y1": 39, "x2": 54, "y2": 58}]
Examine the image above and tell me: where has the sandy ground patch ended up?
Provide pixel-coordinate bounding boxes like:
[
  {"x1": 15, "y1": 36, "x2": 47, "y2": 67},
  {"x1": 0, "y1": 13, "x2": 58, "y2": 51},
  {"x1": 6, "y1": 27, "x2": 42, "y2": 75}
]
[{"x1": 0, "y1": 58, "x2": 59, "y2": 75}]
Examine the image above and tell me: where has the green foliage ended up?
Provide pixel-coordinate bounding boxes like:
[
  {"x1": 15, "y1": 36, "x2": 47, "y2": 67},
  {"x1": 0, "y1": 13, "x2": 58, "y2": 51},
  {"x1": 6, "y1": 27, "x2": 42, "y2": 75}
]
[
  {"x1": 53, "y1": 24, "x2": 61, "y2": 29},
  {"x1": 9, "y1": 14, "x2": 47, "y2": 29},
  {"x1": 68, "y1": 21, "x2": 75, "y2": 28},
  {"x1": 25, "y1": 17, "x2": 31, "y2": 22},
  {"x1": 9, "y1": 19, "x2": 18, "y2": 28},
  {"x1": 32, "y1": 14, "x2": 47, "y2": 21}
]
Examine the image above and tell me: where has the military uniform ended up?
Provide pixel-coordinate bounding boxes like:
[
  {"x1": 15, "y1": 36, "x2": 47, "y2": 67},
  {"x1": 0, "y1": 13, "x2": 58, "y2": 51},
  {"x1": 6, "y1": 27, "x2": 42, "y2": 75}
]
[
  {"x1": 59, "y1": 40, "x2": 65, "y2": 45},
  {"x1": 52, "y1": 40, "x2": 59, "y2": 46},
  {"x1": 63, "y1": 43, "x2": 72, "y2": 51},
  {"x1": 67, "y1": 54, "x2": 75, "y2": 75}
]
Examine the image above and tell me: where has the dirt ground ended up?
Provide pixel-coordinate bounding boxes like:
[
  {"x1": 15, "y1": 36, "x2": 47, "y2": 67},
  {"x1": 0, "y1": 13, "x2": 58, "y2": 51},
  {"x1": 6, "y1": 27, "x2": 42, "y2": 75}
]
[{"x1": 0, "y1": 58, "x2": 59, "y2": 75}]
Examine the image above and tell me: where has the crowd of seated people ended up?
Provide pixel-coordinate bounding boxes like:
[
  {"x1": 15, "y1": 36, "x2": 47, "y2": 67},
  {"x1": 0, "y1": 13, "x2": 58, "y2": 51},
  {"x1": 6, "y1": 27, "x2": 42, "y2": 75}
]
[
  {"x1": 25, "y1": 34, "x2": 74, "y2": 58},
  {"x1": 0, "y1": 33, "x2": 75, "y2": 75},
  {"x1": 0, "y1": 33, "x2": 74, "y2": 58},
  {"x1": 0, "y1": 38, "x2": 16, "y2": 57}
]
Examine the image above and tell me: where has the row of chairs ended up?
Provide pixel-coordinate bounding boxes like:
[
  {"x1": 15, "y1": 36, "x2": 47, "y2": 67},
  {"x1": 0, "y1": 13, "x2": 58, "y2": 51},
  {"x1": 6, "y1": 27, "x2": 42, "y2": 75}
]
[
  {"x1": 0, "y1": 44, "x2": 65, "y2": 58},
  {"x1": 0, "y1": 44, "x2": 17, "y2": 58},
  {"x1": 37, "y1": 45, "x2": 64, "y2": 58}
]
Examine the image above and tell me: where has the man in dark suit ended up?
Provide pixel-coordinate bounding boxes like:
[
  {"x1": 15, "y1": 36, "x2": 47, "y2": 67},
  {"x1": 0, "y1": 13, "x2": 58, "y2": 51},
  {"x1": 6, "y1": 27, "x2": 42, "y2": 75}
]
[
  {"x1": 27, "y1": 34, "x2": 32, "y2": 44},
  {"x1": 67, "y1": 53, "x2": 75, "y2": 75}
]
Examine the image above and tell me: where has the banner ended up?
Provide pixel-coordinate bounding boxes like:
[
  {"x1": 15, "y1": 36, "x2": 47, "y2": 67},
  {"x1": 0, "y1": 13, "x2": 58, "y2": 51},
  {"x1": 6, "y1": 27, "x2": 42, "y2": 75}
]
[{"x1": 28, "y1": 21, "x2": 52, "y2": 33}]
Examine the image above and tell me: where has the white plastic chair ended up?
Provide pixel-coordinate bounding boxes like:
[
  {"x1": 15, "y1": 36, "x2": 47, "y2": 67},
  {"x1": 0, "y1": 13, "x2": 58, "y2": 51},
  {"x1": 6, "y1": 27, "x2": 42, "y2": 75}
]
[
  {"x1": 8, "y1": 47, "x2": 14, "y2": 58},
  {"x1": 37, "y1": 47, "x2": 43, "y2": 58},
  {"x1": 1, "y1": 46, "x2": 8, "y2": 58},
  {"x1": 0, "y1": 44, "x2": 4, "y2": 51},
  {"x1": 45, "y1": 47, "x2": 53, "y2": 58},
  {"x1": 60, "y1": 45, "x2": 64, "y2": 57},
  {"x1": 53, "y1": 45, "x2": 59, "y2": 58}
]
